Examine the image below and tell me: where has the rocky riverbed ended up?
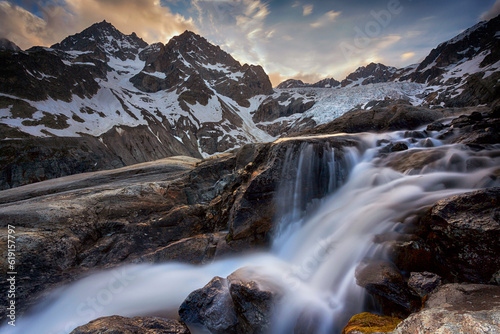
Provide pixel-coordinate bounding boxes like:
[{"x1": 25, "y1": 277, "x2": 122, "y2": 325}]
[{"x1": 1, "y1": 100, "x2": 499, "y2": 333}]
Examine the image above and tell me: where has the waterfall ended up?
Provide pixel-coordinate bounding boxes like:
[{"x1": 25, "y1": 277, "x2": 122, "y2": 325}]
[{"x1": 2, "y1": 131, "x2": 499, "y2": 334}]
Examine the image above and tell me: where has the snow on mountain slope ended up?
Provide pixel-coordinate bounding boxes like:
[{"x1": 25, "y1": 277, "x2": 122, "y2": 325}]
[
  {"x1": 276, "y1": 15, "x2": 500, "y2": 108},
  {"x1": 256, "y1": 82, "x2": 424, "y2": 135},
  {"x1": 0, "y1": 22, "x2": 275, "y2": 158}
]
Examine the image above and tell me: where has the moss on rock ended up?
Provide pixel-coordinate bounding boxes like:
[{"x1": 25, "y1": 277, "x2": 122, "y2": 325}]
[{"x1": 342, "y1": 312, "x2": 402, "y2": 334}]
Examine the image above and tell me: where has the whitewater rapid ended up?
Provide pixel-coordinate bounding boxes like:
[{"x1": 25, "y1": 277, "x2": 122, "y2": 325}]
[{"x1": 2, "y1": 130, "x2": 499, "y2": 334}]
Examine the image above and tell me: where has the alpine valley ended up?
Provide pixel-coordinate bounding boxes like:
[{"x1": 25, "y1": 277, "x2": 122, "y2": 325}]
[
  {"x1": 0, "y1": 13, "x2": 500, "y2": 334},
  {"x1": 1, "y1": 15, "x2": 499, "y2": 189}
]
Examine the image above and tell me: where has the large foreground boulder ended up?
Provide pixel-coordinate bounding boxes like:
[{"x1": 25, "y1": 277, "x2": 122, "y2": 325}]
[
  {"x1": 355, "y1": 261, "x2": 420, "y2": 317},
  {"x1": 393, "y1": 284, "x2": 500, "y2": 334},
  {"x1": 179, "y1": 267, "x2": 283, "y2": 334},
  {"x1": 70, "y1": 315, "x2": 190, "y2": 334},
  {"x1": 416, "y1": 187, "x2": 500, "y2": 283}
]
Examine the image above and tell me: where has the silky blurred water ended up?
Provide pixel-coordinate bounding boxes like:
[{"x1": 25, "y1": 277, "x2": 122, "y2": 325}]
[{"x1": 3, "y1": 131, "x2": 499, "y2": 334}]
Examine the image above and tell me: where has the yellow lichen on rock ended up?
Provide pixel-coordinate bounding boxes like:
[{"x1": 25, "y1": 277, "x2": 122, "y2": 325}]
[{"x1": 342, "y1": 312, "x2": 402, "y2": 334}]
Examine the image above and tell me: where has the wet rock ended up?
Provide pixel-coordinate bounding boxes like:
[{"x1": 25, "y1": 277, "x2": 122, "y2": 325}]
[
  {"x1": 0, "y1": 153, "x2": 240, "y2": 317},
  {"x1": 417, "y1": 187, "x2": 500, "y2": 283},
  {"x1": 70, "y1": 315, "x2": 190, "y2": 334},
  {"x1": 390, "y1": 142, "x2": 408, "y2": 152},
  {"x1": 426, "y1": 122, "x2": 445, "y2": 131},
  {"x1": 179, "y1": 276, "x2": 238, "y2": 334},
  {"x1": 408, "y1": 272, "x2": 442, "y2": 298},
  {"x1": 227, "y1": 135, "x2": 360, "y2": 245},
  {"x1": 137, "y1": 233, "x2": 227, "y2": 264},
  {"x1": 342, "y1": 312, "x2": 402, "y2": 334},
  {"x1": 228, "y1": 268, "x2": 283, "y2": 334},
  {"x1": 393, "y1": 284, "x2": 500, "y2": 334},
  {"x1": 449, "y1": 108, "x2": 500, "y2": 145},
  {"x1": 179, "y1": 267, "x2": 283, "y2": 334},
  {"x1": 389, "y1": 240, "x2": 434, "y2": 274},
  {"x1": 355, "y1": 261, "x2": 420, "y2": 317}
]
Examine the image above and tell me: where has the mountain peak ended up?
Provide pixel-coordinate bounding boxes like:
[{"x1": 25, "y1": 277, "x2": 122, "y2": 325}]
[
  {"x1": 51, "y1": 21, "x2": 148, "y2": 60},
  {"x1": 0, "y1": 38, "x2": 21, "y2": 51},
  {"x1": 341, "y1": 62, "x2": 397, "y2": 87}
]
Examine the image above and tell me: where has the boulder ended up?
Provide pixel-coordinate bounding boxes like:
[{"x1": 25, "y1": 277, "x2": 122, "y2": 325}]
[
  {"x1": 70, "y1": 315, "x2": 190, "y2": 334},
  {"x1": 393, "y1": 284, "x2": 500, "y2": 334},
  {"x1": 228, "y1": 268, "x2": 283, "y2": 334},
  {"x1": 355, "y1": 261, "x2": 420, "y2": 317},
  {"x1": 179, "y1": 267, "x2": 283, "y2": 334},
  {"x1": 417, "y1": 187, "x2": 500, "y2": 283},
  {"x1": 179, "y1": 276, "x2": 238, "y2": 334},
  {"x1": 342, "y1": 312, "x2": 402, "y2": 334},
  {"x1": 408, "y1": 272, "x2": 442, "y2": 298}
]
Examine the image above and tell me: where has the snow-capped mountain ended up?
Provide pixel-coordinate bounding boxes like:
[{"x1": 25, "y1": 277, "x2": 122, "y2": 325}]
[
  {"x1": 276, "y1": 77, "x2": 340, "y2": 89},
  {"x1": 51, "y1": 20, "x2": 148, "y2": 61},
  {"x1": 0, "y1": 21, "x2": 276, "y2": 189},
  {"x1": 277, "y1": 14, "x2": 500, "y2": 107},
  {"x1": 0, "y1": 21, "x2": 274, "y2": 157},
  {"x1": 340, "y1": 63, "x2": 398, "y2": 88},
  {"x1": 1, "y1": 15, "x2": 499, "y2": 189},
  {"x1": 0, "y1": 38, "x2": 20, "y2": 51}
]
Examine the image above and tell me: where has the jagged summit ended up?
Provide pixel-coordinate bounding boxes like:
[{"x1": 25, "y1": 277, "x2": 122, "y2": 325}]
[
  {"x1": 277, "y1": 79, "x2": 308, "y2": 89},
  {"x1": 131, "y1": 27, "x2": 273, "y2": 106},
  {"x1": 0, "y1": 38, "x2": 21, "y2": 51},
  {"x1": 277, "y1": 77, "x2": 340, "y2": 89},
  {"x1": 51, "y1": 20, "x2": 148, "y2": 61},
  {"x1": 341, "y1": 62, "x2": 397, "y2": 87}
]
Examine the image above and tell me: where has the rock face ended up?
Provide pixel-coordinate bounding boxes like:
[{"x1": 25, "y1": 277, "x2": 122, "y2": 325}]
[
  {"x1": 252, "y1": 92, "x2": 315, "y2": 123},
  {"x1": 0, "y1": 124, "x2": 201, "y2": 190},
  {"x1": 0, "y1": 21, "x2": 277, "y2": 189},
  {"x1": 298, "y1": 100, "x2": 457, "y2": 136},
  {"x1": 277, "y1": 77, "x2": 340, "y2": 89},
  {"x1": 355, "y1": 261, "x2": 420, "y2": 317},
  {"x1": 408, "y1": 272, "x2": 442, "y2": 298},
  {"x1": 0, "y1": 38, "x2": 21, "y2": 51},
  {"x1": 70, "y1": 315, "x2": 191, "y2": 334},
  {"x1": 130, "y1": 30, "x2": 273, "y2": 106},
  {"x1": 52, "y1": 20, "x2": 148, "y2": 61},
  {"x1": 179, "y1": 267, "x2": 283, "y2": 334},
  {"x1": 393, "y1": 284, "x2": 500, "y2": 334},
  {"x1": 341, "y1": 63, "x2": 398, "y2": 88},
  {"x1": 415, "y1": 187, "x2": 500, "y2": 283}
]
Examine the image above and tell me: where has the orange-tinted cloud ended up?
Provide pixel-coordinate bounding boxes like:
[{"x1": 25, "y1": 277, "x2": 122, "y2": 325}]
[
  {"x1": 480, "y1": 0, "x2": 500, "y2": 21},
  {"x1": 0, "y1": 0, "x2": 196, "y2": 49}
]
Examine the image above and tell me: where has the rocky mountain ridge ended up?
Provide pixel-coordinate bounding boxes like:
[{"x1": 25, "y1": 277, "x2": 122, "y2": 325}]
[
  {"x1": 0, "y1": 21, "x2": 275, "y2": 189},
  {"x1": 1, "y1": 15, "x2": 499, "y2": 190},
  {"x1": 278, "y1": 14, "x2": 500, "y2": 106}
]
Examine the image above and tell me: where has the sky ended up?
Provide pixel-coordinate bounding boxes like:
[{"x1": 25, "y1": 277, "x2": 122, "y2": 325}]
[{"x1": 1, "y1": 0, "x2": 499, "y2": 86}]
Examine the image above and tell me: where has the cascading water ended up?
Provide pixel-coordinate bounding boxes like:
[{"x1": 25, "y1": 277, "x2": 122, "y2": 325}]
[{"x1": 2, "y1": 129, "x2": 500, "y2": 334}]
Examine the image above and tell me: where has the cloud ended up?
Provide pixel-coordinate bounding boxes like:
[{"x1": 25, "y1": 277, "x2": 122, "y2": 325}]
[
  {"x1": 192, "y1": 0, "x2": 271, "y2": 65},
  {"x1": 302, "y1": 4, "x2": 313, "y2": 16},
  {"x1": 0, "y1": 0, "x2": 195, "y2": 49},
  {"x1": 401, "y1": 52, "x2": 416, "y2": 61},
  {"x1": 310, "y1": 10, "x2": 341, "y2": 28},
  {"x1": 0, "y1": 1, "x2": 54, "y2": 49},
  {"x1": 480, "y1": 0, "x2": 500, "y2": 21}
]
